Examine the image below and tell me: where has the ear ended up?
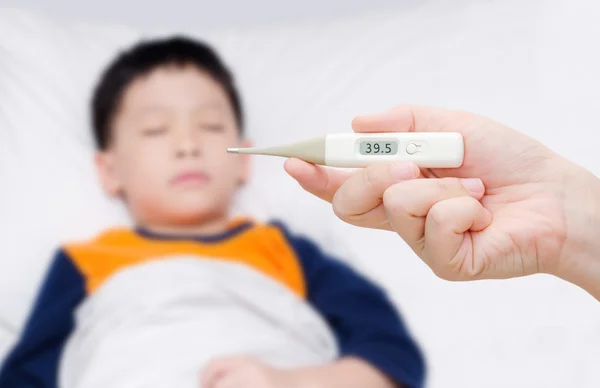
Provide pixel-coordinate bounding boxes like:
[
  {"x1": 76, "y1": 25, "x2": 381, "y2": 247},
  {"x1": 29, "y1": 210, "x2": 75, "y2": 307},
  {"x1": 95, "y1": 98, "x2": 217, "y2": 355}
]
[
  {"x1": 238, "y1": 139, "x2": 252, "y2": 185},
  {"x1": 95, "y1": 151, "x2": 122, "y2": 197}
]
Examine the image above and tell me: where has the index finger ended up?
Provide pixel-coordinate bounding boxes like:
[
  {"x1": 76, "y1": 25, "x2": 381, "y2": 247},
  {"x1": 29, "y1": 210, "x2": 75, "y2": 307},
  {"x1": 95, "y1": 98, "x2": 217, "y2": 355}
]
[
  {"x1": 351, "y1": 105, "x2": 472, "y2": 134},
  {"x1": 332, "y1": 161, "x2": 421, "y2": 228},
  {"x1": 284, "y1": 158, "x2": 356, "y2": 203}
]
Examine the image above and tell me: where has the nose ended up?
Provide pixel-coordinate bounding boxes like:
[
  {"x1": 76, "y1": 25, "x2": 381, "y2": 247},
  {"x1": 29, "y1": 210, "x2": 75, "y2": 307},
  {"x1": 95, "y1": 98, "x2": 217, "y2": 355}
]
[{"x1": 174, "y1": 127, "x2": 201, "y2": 159}]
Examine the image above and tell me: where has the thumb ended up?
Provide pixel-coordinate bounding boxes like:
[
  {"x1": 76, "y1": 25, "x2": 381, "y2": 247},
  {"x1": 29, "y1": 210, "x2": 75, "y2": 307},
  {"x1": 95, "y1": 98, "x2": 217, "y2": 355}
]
[{"x1": 351, "y1": 105, "x2": 471, "y2": 134}]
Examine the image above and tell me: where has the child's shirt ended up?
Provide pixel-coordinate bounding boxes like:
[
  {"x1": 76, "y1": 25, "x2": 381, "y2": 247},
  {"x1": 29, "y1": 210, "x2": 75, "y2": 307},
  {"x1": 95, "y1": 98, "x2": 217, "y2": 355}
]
[{"x1": 0, "y1": 219, "x2": 425, "y2": 388}]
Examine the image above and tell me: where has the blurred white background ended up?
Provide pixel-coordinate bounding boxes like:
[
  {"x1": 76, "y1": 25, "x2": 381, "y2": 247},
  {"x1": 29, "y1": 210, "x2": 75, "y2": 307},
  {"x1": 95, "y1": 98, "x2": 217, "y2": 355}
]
[
  {"x1": 1, "y1": 0, "x2": 600, "y2": 387},
  {"x1": 2, "y1": 0, "x2": 421, "y2": 32}
]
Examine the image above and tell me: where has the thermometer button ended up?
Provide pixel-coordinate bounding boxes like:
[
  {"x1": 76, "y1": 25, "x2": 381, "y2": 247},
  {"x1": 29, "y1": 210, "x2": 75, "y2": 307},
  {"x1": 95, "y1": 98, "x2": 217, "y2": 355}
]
[{"x1": 405, "y1": 142, "x2": 420, "y2": 155}]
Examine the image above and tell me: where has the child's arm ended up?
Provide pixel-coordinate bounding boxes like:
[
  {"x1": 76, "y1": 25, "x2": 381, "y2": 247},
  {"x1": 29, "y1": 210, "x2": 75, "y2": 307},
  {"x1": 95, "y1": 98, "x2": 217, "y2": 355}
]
[
  {"x1": 202, "y1": 355, "x2": 402, "y2": 388},
  {"x1": 281, "y1": 224, "x2": 426, "y2": 388},
  {"x1": 283, "y1": 357, "x2": 399, "y2": 387},
  {"x1": 0, "y1": 250, "x2": 85, "y2": 388}
]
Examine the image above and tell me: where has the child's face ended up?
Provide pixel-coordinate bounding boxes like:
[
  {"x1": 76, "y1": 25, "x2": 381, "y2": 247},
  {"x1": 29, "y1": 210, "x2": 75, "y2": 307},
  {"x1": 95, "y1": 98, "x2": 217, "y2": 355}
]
[{"x1": 96, "y1": 65, "x2": 250, "y2": 228}]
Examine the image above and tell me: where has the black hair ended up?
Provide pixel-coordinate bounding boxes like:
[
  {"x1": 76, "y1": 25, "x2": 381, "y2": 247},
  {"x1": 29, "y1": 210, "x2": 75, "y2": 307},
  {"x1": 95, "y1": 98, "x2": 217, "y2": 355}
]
[{"x1": 91, "y1": 35, "x2": 244, "y2": 150}]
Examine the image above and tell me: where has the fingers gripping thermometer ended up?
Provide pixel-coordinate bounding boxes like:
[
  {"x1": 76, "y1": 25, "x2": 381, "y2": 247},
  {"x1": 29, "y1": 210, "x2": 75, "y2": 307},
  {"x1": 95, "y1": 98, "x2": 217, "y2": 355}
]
[{"x1": 227, "y1": 133, "x2": 464, "y2": 168}]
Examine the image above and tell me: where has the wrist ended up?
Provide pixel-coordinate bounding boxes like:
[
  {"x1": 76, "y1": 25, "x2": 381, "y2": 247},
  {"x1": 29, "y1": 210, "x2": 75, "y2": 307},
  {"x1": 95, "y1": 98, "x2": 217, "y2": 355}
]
[{"x1": 553, "y1": 162, "x2": 600, "y2": 300}]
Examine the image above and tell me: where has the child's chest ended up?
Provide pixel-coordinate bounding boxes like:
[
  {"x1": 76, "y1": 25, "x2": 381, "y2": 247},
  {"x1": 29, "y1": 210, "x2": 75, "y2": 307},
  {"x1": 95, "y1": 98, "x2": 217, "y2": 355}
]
[{"x1": 65, "y1": 227, "x2": 307, "y2": 298}]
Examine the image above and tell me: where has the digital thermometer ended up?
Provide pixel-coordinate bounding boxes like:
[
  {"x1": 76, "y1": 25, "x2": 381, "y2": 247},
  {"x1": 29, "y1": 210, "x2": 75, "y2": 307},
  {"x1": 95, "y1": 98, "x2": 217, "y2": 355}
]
[{"x1": 227, "y1": 132, "x2": 464, "y2": 168}]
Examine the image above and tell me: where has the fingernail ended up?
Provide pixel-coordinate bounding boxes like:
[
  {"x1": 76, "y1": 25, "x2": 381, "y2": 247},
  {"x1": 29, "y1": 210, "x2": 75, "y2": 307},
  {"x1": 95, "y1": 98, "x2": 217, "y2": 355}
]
[
  {"x1": 460, "y1": 178, "x2": 484, "y2": 195},
  {"x1": 391, "y1": 162, "x2": 418, "y2": 180}
]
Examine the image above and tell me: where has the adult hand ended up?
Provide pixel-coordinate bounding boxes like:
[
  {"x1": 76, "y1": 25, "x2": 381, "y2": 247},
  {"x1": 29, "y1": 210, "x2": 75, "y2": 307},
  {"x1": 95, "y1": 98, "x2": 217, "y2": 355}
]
[{"x1": 284, "y1": 105, "x2": 600, "y2": 299}]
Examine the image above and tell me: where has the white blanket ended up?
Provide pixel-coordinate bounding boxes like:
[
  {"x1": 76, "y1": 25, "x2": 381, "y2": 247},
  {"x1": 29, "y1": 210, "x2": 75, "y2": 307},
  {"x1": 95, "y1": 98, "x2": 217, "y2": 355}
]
[{"x1": 59, "y1": 256, "x2": 339, "y2": 388}]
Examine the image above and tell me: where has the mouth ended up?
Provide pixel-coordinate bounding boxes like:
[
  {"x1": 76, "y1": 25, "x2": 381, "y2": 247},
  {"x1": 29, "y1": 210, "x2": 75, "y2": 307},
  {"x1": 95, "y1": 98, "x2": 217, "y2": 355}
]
[{"x1": 170, "y1": 171, "x2": 210, "y2": 187}]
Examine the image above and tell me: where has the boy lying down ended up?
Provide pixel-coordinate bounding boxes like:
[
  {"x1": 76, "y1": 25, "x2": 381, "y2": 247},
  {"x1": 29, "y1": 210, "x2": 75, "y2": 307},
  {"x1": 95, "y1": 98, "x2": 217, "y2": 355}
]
[{"x1": 0, "y1": 37, "x2": 425, "y2": 388}]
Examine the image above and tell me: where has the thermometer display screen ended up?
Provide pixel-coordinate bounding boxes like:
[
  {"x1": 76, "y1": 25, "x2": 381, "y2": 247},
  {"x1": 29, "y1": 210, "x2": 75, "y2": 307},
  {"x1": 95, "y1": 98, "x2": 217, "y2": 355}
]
[{"x1": 359, "y1": 140, "x2": 398, "y2": 155}]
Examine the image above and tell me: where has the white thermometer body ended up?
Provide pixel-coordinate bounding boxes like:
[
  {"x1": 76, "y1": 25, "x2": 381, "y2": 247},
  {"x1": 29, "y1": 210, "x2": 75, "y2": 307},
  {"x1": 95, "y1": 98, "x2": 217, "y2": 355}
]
[
  {"x1": 228, "y1": 132, "x2": 464, "y2": 168},
  {"x1": 325, "y1": 132, "x2": 463, "y2": 168}
]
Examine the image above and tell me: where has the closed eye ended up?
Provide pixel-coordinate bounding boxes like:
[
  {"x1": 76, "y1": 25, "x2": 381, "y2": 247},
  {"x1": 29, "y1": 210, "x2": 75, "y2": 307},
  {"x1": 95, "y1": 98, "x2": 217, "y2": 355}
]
[
  {"x1": 142, "y1": 127, "x2": 167, "y2": 136},
  {"x1": 200, "y1": 123, "x2": 225, "y2": 132}
]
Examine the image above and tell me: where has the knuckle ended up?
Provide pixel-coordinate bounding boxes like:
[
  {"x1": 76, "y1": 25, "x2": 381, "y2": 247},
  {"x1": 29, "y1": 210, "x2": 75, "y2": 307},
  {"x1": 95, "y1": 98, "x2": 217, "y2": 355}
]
[
  {"x1": 332, "y1": 195, "x2": 348, "y2": 221},
  {"x1": 436, "y1": 177, "x2": 466, "y2": 196},
  {"x1": 427, "y1": 201, "x2": 452, "y2": 228},
  {"x1": 363, "y1": 164, "x2": 391, "y2": 190},
  {"x1": 382, "y1": 183, "x2": 405, "y2": 210},
  {"x1": 362, "y1": 166, "x2": 380, "y2": 189}
]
